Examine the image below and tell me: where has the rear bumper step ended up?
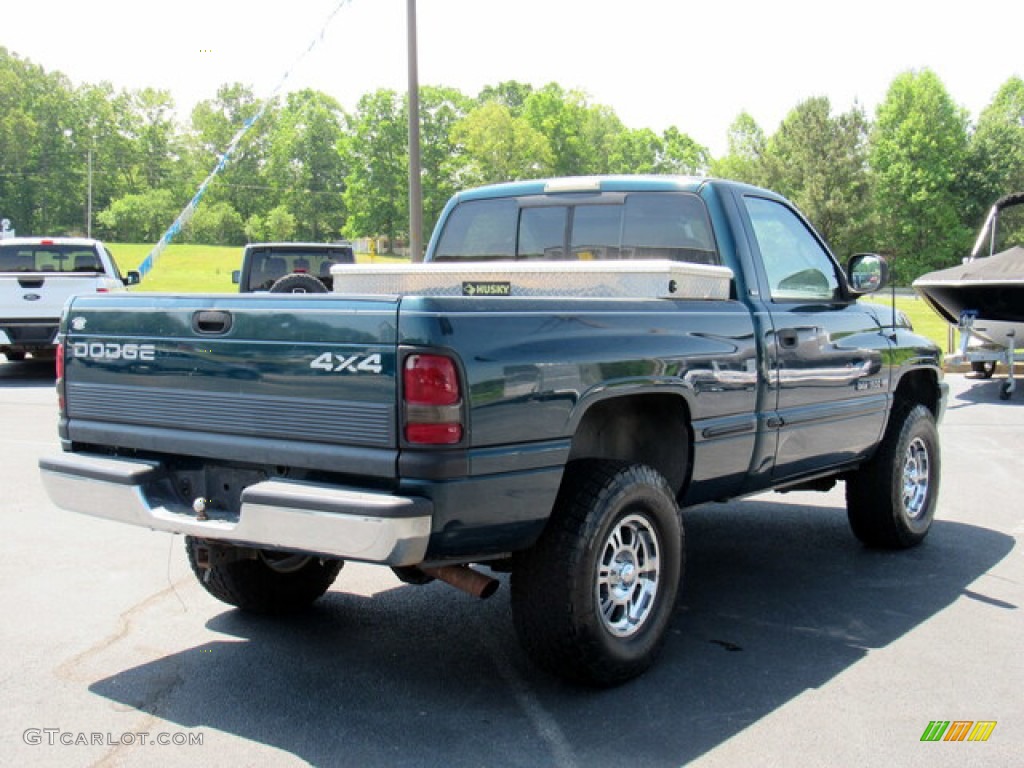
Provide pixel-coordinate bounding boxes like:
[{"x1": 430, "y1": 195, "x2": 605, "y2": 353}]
[{"x1": 39, "y1": 452, "x2": 432, "y2": 566}]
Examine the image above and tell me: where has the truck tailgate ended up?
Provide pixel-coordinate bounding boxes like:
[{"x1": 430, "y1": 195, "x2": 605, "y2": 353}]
[
  {"x1": 60, "y1": 293, "x2": 400, "y2": 476},
  {"x1": 1, "y1": 274, "x2": 108, "y2": 319}
]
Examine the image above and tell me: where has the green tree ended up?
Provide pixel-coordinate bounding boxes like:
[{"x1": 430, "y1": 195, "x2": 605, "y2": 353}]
[
  {"x1": 760, "y1": 97, "x2": 873, "y2": 257},
  {"x1": 188, "y1": 83, "x2": 276, "y2": 224},
  {"x1": 265, "y1": 205, "x2": 298, "y2": 241},
  {"x1": 869, "y1": 69, "x2": 971, "y2": 282},
  {"x1": 245, "y1": 205, "x2": 300, "y2": 242},
  {"x1": 68, "y1": 83, "x2": 137, "y2": 235},
  {"x1": 419, "y1": 86, "x2": 472, "y2": 243},
  {"x1": 341, "y1": 89, "x2": 407, "y2": 248},
  {"x1": 451, "y1": 101, "x2": 553, "y2": 186},
  {"x1": 186, "y1": 200, "x2": 245, "y2": 245},
  {"x1": 267, "y1": 89, "x2": 347, "y2": 241},
  {"x1": 96, "y1": 189, "x2": 179, "y2": 241},
  {"x1": 962, "y1": 76, "x2": 1024, "y2": 230},
  {"x1": 477, "y1": 81, "x2": 534, "y2": 117},
  {"x1": 608, "y1": 128, "x2": 663, "y2": 174},
  {"x1": 131, "y1": 88, "x2": 180, "y2": 191},
  {"x1": 0, "y1": 47, "x2": 81, "y2": 234},
  {"x1": 522, "y1": 84, "x2": 622, "y2": 176},
  {"x1": 660, "y1": 127, "x2": 710, "y2": 175},
  {"x1": 710, "y1": 112, "x2": 767, "y2": 184}
]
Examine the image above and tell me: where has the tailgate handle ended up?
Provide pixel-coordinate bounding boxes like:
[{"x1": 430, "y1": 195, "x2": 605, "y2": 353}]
[{"x1": 192, "y1": 310, "x2": 233, "y2": 335}]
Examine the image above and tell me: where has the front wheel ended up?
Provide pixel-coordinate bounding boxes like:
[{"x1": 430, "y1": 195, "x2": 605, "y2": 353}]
[
  {"x1": 185, "y1": 537, "x2": 343, "y2": 613},
  {"x1": 846, "y1": 405, "x2": 940, "y2": 548},
  {"x1": 511, "y1": 461, "x2": 684, "y2": 686}
]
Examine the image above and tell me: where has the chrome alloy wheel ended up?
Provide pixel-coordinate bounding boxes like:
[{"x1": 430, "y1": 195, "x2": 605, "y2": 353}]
[
  {"x1": 902, "y1": 436, "x2": 931, "y2": 520},
  {"x1": 596, "y1": 513, "x2": 661, "y2": 637}
]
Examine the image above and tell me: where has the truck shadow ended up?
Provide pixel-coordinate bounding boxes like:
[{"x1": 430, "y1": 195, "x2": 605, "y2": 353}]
[{"x1": 88, "y1": 497, "x2": 1013, "y2": 767}]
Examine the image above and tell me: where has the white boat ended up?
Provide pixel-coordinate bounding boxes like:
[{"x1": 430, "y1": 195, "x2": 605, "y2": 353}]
[{"x1": 913, "y1": 193, "x2": 1024, "y2": 399}]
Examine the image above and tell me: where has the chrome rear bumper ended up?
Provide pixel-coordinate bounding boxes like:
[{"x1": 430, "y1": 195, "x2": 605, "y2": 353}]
[{"x1": 39, "y1": 452, "x2": 432, "y2": 566}]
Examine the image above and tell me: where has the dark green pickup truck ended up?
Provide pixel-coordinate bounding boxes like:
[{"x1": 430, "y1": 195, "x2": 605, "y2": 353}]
[{"x1": 39, "y1": 176, "x2": 947, "y2": 686}]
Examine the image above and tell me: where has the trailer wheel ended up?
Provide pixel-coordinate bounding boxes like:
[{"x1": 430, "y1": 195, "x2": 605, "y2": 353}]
[
  {"x1": 269, "y1": 273, "x2": 329, "y2": 294},
  {"x1": 846, "y1": 405, "x2": 940, "y2": 548},
  {"x1": 185, "y1": 537, "x2": 343, "y2": 614},
  {"x1": 511, "y1": 461, "x2": 683, "y2": 686},
  {"x1": 971, "y1": 360, "x2": 996, "y2": 379}
]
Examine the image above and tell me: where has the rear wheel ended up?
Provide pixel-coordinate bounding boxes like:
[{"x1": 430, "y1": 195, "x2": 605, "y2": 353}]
[
  {"x1": 846, "y1": 404, "x2": 940, "y2": 548},
  {"x1": 185, "y1": 537, "x2": 343, "y2": 613},
  {"x1": 512, "y1": 461, "x2": 684, "y2": 686}
]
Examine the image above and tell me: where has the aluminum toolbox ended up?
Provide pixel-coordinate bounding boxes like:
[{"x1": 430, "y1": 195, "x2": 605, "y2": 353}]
[{"x1": 331, "y1": 260, "x2": 732, "y2": 300}]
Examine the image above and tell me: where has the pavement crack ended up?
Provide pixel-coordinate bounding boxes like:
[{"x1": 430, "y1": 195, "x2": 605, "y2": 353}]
[{"x1": 55, "y1": 579, "x2": 190, "y2": 683}]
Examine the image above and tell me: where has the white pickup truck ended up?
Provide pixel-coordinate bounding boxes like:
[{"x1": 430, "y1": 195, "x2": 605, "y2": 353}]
[{"x1": 0, "y1": 237, "x2": 139, "y2": 361}]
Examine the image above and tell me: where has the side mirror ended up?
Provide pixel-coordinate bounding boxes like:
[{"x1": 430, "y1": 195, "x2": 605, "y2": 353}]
[
  {"x1": 124, "y1": 271, "x2": 141, "y2": 286},
  {"x1": 231, "y1": 270, "x2": 241, "y2": 284},
  {"x1": 846, "y1": 253, "x2": 888, "y2": 295}
]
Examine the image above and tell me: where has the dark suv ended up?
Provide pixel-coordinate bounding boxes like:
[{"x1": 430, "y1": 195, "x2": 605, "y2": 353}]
[{"x1": 232, "y1": 242, "x2": 355, "y2": 293}]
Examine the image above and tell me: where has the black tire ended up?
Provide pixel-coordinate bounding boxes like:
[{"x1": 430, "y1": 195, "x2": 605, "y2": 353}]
[
  {"x1": 845, "y1": 404, "x2": 940, "y2": 548},
  {"x1": 269, "y1": 272, "x2": 329, "y2": 294},
  {"x1": 999, "y1": 381, "x2": 1013, "y2": 401},
  {"x1": 511, "y1": 460, "x2": 684, "y2": 687},
  {"x1": 971, "y1": 360, "x2": 996, "y2": 379},
  {"x1": 185, "y1": 537, "x2": 343, "y2": 614}
]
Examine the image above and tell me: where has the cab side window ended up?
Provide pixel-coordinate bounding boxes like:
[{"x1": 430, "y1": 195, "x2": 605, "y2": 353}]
[{"x1": 745, "y1": 196, "x2": 840, "y2": 302}]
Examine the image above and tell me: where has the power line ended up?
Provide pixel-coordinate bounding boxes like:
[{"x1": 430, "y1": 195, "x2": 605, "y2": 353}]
[{"x1": 136, "y1": 0, "x2": 353, "y2": 278}]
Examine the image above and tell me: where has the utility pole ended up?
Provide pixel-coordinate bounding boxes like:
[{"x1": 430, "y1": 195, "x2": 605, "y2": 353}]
[
  {"x1": 407, "y1": 0, "x2": 424, "y2": 262},
  {"x1": 63, "y1": 129, "x2": 92, "y2": 237},
  {"x1": 86, "y1": 143, "x2": 93, "y2": 238}
]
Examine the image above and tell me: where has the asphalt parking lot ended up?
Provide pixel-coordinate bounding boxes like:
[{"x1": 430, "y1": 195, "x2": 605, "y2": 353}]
[{"x1": 1, "y1": 359, "x2": 1020, "y2": 767}]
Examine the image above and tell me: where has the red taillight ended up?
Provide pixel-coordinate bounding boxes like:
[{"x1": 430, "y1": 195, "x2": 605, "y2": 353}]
[
  {"x1": 403, "y1": 354, "x2": 463, "y2": 445},
  {"x1": 405, "y1": 422, "x2": 463, "y2": 444},
  {"x1": 404, "y1": 355, "x2": 460, "y2": 405},
  {"x1": 55, "y1": 341, "x2": 66, "y2": 413}
]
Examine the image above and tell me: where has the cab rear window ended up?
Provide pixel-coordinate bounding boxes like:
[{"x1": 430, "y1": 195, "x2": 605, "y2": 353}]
[
  {"x1": 0, "y1": 244, "x2": 103, "y2": 273},
  {"x1": 245, "y1": 246, "x2": 355, "y2": 291},
  {"x1": 433, "y1": 192, "x2": 719, "y2": 265}
]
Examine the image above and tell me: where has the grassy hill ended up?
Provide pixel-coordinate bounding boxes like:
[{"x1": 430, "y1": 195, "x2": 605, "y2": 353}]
[
  {"x1": 107, "y1": 243, "x2": 955, "y2": 352},
  {"x1": 109, "y1": 243, "x2": 239, "y2": 292},
  {"x1": 108, "y1": 243, "x2": 410, "y2": 293}
]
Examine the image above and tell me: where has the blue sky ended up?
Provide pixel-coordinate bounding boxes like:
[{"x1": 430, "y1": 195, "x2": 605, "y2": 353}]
[{"x1": 5, "y1": 0, "x2": 1021, "y2": 155}]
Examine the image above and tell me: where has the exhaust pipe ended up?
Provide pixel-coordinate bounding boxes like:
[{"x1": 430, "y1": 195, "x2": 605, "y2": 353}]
[{"x1": 421, "y1": 565, "x2": 499, "y2": 599}]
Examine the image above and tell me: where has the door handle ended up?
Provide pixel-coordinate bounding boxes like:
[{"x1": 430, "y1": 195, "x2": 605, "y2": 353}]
[{"x1": 778, "y1": 329, "x2": 799, "y2": 349}]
